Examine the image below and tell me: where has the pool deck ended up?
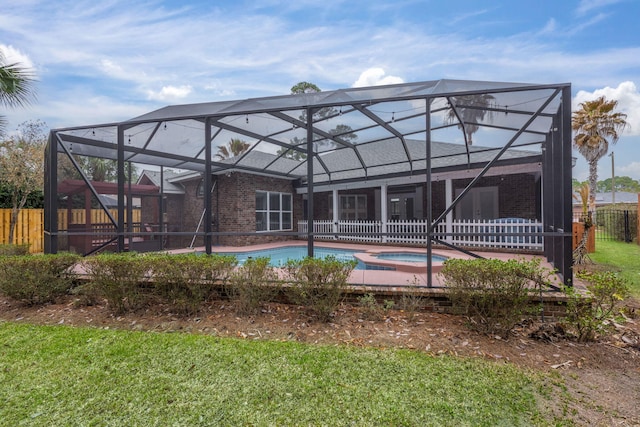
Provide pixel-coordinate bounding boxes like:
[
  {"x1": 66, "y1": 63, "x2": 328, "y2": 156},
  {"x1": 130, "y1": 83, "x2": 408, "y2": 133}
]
[{"x1": 174, "y1": 241, "x2": 567, "y2": 289}]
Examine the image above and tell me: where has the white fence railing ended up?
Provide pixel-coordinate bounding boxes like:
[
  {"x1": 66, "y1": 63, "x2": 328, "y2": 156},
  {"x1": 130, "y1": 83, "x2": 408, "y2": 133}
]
[{"x1": 298, "y1": 218, "x2": 544, "y2": 251}]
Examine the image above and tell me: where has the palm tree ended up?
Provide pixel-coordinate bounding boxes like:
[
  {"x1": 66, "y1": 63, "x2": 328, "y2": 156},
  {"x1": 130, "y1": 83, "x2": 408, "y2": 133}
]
[
  {"x1": 445, "y1": 94, "x2": 495, "y2": 145},
  {"x1": 215, "y1": 138, "x2": 250, "y2": 160},
  {"x1": 0, "y1": 52, "x2": 36, "y2": 137},
  {"x1": 572, "y1": 96, "x2": 628, "y2": 211}
]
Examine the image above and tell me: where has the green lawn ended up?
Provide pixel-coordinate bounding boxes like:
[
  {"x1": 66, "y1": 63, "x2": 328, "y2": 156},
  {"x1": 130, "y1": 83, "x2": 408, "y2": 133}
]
[
  {"x1": 590, "y1": 239, "x2": 640, "y2": 298},
  {"x1": 0, "y1": 322, "x2": 554, "y2": 426}
]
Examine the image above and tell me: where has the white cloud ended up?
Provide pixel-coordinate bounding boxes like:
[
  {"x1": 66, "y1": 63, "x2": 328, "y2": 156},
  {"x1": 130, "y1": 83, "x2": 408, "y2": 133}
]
[
  {"x1": 146, "y1": 85, "x2": 193, "y2": 102},
  {"x1": 573, "y1": 81, "x2": 640, "y2": 136},
  {"x1": 0, "y1": 44, "x2": 35, "y2": 69},
  {"x1": 618, "y1": 161, "x2": 640, "y2": 181},
  {"x1": 204, "y1": 82, "x2": 236, "y2": 98},
  {"x1": 100, "y1": 59, "x2": 127, "y2": 79},
  {"x1": 352, "y1": 68, "x2": 404, "y2": 88},
  {"x1": 538, "y1": 18, "x2": 557, "y2": 35},
  {"x1": 576, "y1": 0, "x2": 623, "y2": 16}
]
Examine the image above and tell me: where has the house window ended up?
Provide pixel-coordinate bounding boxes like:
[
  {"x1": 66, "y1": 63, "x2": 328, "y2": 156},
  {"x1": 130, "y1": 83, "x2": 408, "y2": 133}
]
[
  {"x1": 256, "y1": 191, "x2": 292, "y2": 231},
  {"x1": 329, "y1": 194, "x2": 367, "y2": 220},
  {"x1": 196, "y1": 179, "x2": 204, "y2": 198}
]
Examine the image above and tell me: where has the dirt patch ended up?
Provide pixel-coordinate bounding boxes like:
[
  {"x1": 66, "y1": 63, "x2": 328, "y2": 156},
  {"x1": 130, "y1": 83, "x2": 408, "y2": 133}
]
[{"x1": 1, "y1": 295, "x2": 639, "y2": 425}]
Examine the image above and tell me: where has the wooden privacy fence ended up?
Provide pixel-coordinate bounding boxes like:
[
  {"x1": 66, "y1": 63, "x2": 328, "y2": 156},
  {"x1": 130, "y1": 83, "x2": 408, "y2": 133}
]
[
  {"x1": 0, "y1": 209, "x2": 44, "y2": 253},
  {"x1": 0, "y1": 209, "x2": 142, "y2": 253}
]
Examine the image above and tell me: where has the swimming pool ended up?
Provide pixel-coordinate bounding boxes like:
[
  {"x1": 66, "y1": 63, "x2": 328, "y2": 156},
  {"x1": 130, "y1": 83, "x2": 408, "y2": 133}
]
[{"x1": 210, "y1": 245, "x2": 447, "y2": 272}]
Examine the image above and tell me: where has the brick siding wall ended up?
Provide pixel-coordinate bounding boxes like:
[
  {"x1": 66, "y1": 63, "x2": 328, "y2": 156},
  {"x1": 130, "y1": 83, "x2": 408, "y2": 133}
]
[
  {"x1": 214, "y1": 173, "x2": 301, "y2": 246},
  {"x1": 452, "y1": 173, "x2": 540, "y2": 219}
]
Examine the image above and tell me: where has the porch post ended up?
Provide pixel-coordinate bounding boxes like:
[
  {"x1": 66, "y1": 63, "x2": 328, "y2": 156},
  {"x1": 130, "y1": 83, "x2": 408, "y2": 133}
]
[
  {"x1": 445, "y1": 179, "x2": 453, "y2": 244},
  {"x1": 332, "y1": 189, "x2": 339, "y2": 240},
  {"x1": 380, "y1": 184, "x2": 388, "y2": 243}
]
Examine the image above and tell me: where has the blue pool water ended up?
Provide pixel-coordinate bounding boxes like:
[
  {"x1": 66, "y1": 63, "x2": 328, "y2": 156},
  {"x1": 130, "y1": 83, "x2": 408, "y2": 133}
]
[
  {"x1": 216, "y1": 246, "x2": 359, "y2": 267},
  {"x1": 375, "y1": 252, "x2": 448, "y2": 263}
]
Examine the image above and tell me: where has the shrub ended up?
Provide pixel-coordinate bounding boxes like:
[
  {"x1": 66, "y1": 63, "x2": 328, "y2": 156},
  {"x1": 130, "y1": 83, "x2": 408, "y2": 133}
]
[
  {"x1": 562, "y1": 270, "x2": 630, "y2": 342},
  {"x1": 399, "y1": 276, "x2": 425, "y2": 321},
  {"x1": 150, "y1": 253, "x2": 237, "y2": 316},
  {"x1": 359, "y1": 293, "x2": 382, "y2": 320},
  {"x1": 82, "y1": 253, "x2": 152, "y2": 314},
  {"x1": 358, "y1": 293, "x2": 395, "y2": 320},
  {"x1": 0, "y1": 244, "x2": 30, "y2": 256},
  {"x1": 0, "y1": 253, "x2": 79, "y2": 305},
  {"x1": 284, "y1": 256, "x2": 356, "y2": 322},
  {"x1": 440, "y1": 258, "x2": 554, "y2": 337},
  {"x1": 227, "y1": 257, "x2": 277, "y2": 315}
]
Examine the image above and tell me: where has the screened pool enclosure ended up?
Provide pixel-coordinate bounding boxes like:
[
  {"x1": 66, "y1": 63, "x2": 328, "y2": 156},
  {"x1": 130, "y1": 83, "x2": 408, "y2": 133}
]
[{"x1": 45, "y1": 79, "x2": 574, "y2": 286}]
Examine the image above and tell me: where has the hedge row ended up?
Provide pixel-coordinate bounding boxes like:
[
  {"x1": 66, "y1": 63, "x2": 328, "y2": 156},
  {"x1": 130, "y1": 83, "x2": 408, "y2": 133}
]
[
  {"x1": 0, "y1": 250, "x2": 630, "y2": 339},
  {"x1": 0, "y1": 252, "x2": 356, "y2": 321}
]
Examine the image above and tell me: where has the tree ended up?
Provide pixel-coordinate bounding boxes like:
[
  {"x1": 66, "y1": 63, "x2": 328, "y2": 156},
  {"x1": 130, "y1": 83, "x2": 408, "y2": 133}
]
[
  {"x1": 279, "y1": 82, "x2": 357, "y2": 160},
  {"x1": 572, "y1": 96, "x2": 628, "y2": 211},
  {"x1": 0, "y1": 120, "x2": 45, "y2": 244},
  {"x1": 291, "y1": 81, "x2": 321, "y2": 94},
  {"x1": 58, "y1": 155, "x2": 138, "y2": 183},
  {"x1": 277, "y1": 136, "x2": 307, "y2": 161},
  {"x1": 215, "y1": 138, "x2": 250, "y2": 160},
  {"x1": 445, "y1": 94, "x2": 495, "y2": 145},
  {"x1": 597, "y1": 176, "x2": 640, "y2": 193},
  {"x1": 0, "y1": 51, "x2": 36, "y2": 137},
  {"x1": 572, "y1": 177, "x2": 586, "y2": 190}
]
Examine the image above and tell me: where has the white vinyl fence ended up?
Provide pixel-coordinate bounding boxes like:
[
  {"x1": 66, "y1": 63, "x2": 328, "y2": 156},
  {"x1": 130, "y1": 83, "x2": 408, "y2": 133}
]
[{"x1": 298, "y1": 218, "x2": 543, "y2": 251}]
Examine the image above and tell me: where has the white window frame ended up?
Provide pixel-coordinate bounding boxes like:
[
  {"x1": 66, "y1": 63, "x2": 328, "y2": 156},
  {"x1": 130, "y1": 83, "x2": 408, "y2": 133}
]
[{"x1": 256, "y1": 191, "x2": 293, "y2": 232}]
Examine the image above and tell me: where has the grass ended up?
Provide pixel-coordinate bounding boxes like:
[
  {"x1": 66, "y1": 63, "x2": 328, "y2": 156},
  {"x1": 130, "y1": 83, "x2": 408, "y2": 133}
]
[
  {"x1": 0, "y1": 322, "x2": 552, "y2": 426},
  {"x1": 590, "y1": 239, "x2": 640, "y2": 298}
]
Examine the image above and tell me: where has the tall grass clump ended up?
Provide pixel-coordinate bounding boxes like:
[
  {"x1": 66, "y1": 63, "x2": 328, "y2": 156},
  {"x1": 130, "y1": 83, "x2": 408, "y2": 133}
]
[
  {"x1": 284, "y1": 256, "x2": 356, "y2": 322},
  {"x1": 150, "y1": 253, "x2": 236, "y2": 315},
  {"x1": 227, "y1": 257, "x2": 278, "y2": 315},
  {"x1": 0, "y1": 253, "x2": 79, "y2": 305},
  {"x1": 440, "y1": 258, "x2": 554, "y2": 337}
]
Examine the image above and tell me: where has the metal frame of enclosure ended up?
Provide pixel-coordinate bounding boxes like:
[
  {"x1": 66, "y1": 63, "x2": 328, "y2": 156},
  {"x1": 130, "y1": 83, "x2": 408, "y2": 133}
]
[{"x1": 45, "y1": 79, "x2": 573, "y2": 286}]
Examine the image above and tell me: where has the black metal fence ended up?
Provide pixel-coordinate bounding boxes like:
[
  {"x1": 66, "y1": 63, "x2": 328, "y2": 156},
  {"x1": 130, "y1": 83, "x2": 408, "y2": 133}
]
[{"x1": 593, "y1": 208, "x2": 637, "y2": 242}]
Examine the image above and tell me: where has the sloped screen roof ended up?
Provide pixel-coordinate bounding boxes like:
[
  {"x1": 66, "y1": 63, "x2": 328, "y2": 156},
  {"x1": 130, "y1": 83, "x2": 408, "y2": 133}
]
[{"x1": 50, "y1": 79, "x2": 568, "y2": 185}]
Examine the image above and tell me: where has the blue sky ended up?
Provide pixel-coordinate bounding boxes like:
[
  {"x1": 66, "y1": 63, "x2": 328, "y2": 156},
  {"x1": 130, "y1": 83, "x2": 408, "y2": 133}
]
[{"x1": 2, "y1": 0, "x2": 639, "y2": 182}]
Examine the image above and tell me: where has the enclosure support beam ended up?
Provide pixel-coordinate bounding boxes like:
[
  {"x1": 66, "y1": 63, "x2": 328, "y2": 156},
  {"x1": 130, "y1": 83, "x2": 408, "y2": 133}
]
[
  {"x1": 425, "y1": 97, "x2": 433, "y2": 287},
  {"x1": 204, "y1": 118, "x2": 213, "y2": 254},
  {"x1": 117, "y1": 126, "x2": 125, "y2": 252},
  {"x1": 44, "y1": 132, "x2": 58, "y2": 254},
  {"x1": 307, "y1": 107, "x2": 315, "y2": 258},
  {"x1": 560, "y1": 85, "x2": 573, "y2": 286}
]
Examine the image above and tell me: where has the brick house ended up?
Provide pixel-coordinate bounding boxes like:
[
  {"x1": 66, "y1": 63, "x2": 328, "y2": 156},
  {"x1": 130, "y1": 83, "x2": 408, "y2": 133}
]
[{"x1": 137, "y1": 138, "x2": 542, "y2": 250}]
